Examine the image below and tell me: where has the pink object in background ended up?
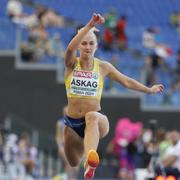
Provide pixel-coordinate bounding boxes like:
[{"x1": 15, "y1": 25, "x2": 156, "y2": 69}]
[{"x1": 114, "y1": 117, "x2": 143, "y2": 146}]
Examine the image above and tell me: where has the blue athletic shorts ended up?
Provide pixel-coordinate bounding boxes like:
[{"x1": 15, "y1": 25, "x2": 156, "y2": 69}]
[
  {"x1": 64, "y1": 110, "x2": 105, "y2": 138},
  {"x1": 64, "y1": 115, "x2": 85, "y2": 138}
]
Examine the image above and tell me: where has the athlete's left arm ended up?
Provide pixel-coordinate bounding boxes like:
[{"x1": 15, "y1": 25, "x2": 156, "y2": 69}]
[{"x1": 102, "y1": 62, "x2": 164, "y2": 94}]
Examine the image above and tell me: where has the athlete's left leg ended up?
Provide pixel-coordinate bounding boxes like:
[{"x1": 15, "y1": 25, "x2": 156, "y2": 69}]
[
  {"x1": 84, "y1": 111, "x2": 109, "y2": 156},
  {"x1": 83, "y1": 111, "x2": 109, "y2": 179}
]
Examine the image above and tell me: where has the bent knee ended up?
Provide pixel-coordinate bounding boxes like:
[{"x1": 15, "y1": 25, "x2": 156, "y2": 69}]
[
  {"x1": 68, "y1": 160, "x2": 80, "y2": 167},
  {"x1": 65, "y1": 155, "x2": 82, "y2": 167},
  {"x1": 100, "y1": 126, "x2": 109, "y2": 138},
  {"x1": 64, "y1": 146, "x2": 83, "y2": 167},
  {"x1": 85, "y1": 111, "x2": 99, "y2": 124}
]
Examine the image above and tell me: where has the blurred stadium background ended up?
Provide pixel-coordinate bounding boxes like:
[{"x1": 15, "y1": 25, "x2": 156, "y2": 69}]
[{"x1": 0, "y1": 0, "x2": 180, "y2": 179}]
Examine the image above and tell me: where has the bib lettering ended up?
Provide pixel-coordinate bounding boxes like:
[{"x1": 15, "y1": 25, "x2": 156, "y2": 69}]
[{"x1": 70, "y1": 70, "x2": 99, "y2": 97}]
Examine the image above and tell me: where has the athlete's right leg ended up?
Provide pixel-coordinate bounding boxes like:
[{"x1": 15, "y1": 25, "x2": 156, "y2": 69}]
[{"x1": 64, "y1": 126, "x2": 84, "y2": 167}]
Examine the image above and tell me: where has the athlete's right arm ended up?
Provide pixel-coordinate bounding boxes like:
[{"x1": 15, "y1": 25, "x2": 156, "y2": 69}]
[
  {"x1": 64, "y1": 25, "x2": 92, "y2": 69},
  {"x1": 64, "y1": 13, "x2": 105, "y2": 69}
]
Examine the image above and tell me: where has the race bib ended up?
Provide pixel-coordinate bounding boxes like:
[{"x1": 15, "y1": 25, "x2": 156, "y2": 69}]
[{"x1": 70, "y1": 70, "x2": 99, "y2": 97}]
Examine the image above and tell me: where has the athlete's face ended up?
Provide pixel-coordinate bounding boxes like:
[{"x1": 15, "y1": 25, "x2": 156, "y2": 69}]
[{"x1": 79, "y1": 33, "x2": 97, "y2": 58}]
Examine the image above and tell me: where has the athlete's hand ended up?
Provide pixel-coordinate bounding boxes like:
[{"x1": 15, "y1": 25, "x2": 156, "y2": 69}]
[
  {"x1": 149, "y1": 84, "x2": 164, "y2": 94},
  {"x1": 89, "y1": 13, "x2": 105, "y2": 27}
]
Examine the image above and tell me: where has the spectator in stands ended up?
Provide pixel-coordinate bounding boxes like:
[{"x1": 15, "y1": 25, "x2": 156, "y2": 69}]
[
  {"x1": 143, "y1": 52, "x2": 170, "y2": 88},
  {"x1": 147, "y1": 128, "x2": 171, "y2": 167},
  {"x1": 56, "y1": 105, "x2": 79, "y2": 179},
  {"x1": 144, "y1": 55, "x2": 157, "y2": 86},
  {"x1": 3, "y1": 133, "x2": 25, "y2": 179},
  {"x1": 6, "y1": 0, "x2": 24, "y2": 21},
  {"x1": 156, "y1": 130, "x2": 180, "y2": 178},
  {"x1": 149, "y1": 53, "x2": 164, "y2": 70},
  {"x1": 49, "y1": 33, "x2": 65, "y2": 57},
  {"x1": 170, "y1": 11, "x2": 180, "y2": 33},
  {"x1": 141, "y1": 129, "x2": 153, "y2": 162},
  {"x1": 102, "y1": 9, "x2": 117, "y2": 51},
  {"x1": 102, "y1": 28, "x2": 114, "y2": 51},
  {"x1": 115, "y1": 15, "x2": 128, "y2": 51},
  {"x1": 35, "y1": 6, "x2": 64, "y2": 28},
  {"x1": 31, "y1": 23, "x2": 53, "y2": 55},
  {"x1": 143, "y1": 27, "x2": 173, "y2": 59},
  {"x1": 143, "y1": 49, "x2": 171, "y2": 86},
  {"x1": 18, "y1": 132, "x2": 38, "y2": 177},
  {"x1": 21, "y1": 23, "x2": 53, "y2": 62},
  {"x1": 155, "y1": 44, "x2": 173, "y2": 60},
  {"x1": 142, "y1": 28, "x2": 157, "y2": 49},
  {"x1": 20, "y1": 41, "x2": 36, "y2": 62},
  {"x1": 6, "y1": 0, "x2": 39, "y2": 28},
  {"x1": 21, "y1": 24, "x2": 65, "y2": 62},
  {"x1": 30, "y1": 23, "x2": 48, "y2": 42},
  {"x1": 20, "y1": 27, "x2": 46, "y2": 62},
  {"x1": 158, "y1": 130, "x2": 171, "y2": 160},
  {"x1": 36, "y1": 5, "x2": 76, "y2": 28},
  {"x1": 133, "y1": 128, "x2": 153, "y2": 169},
  {"x1": 104, "y1": 8, "x2": 117, "y2": 30}
]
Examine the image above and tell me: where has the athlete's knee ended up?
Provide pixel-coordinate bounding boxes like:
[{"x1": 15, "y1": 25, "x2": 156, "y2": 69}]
[
  {"x1": 68, "y1": 159, "x2": 81, "y2": 167},
  {"x1": 85, "y1": 111, "x2": 99, "y2": 125}
]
